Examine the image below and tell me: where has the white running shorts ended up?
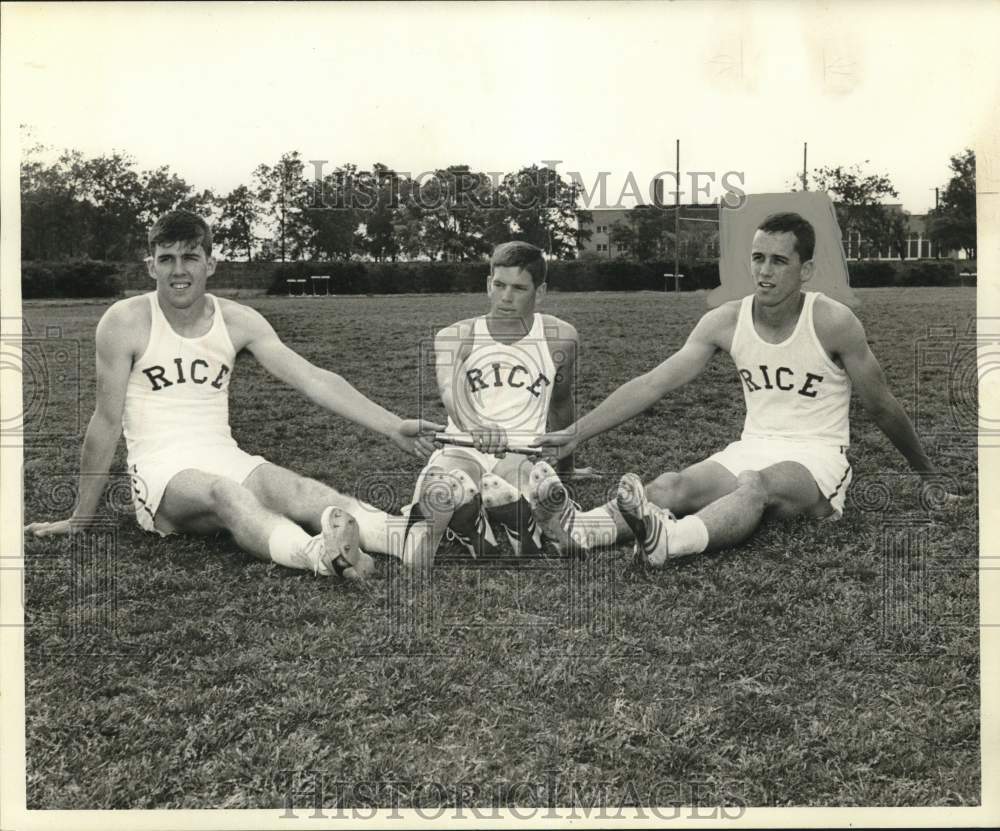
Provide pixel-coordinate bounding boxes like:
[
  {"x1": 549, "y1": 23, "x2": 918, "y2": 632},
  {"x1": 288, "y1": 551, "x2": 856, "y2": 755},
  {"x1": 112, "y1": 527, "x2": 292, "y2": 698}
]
[
  {"x1": 707, "y1": 436, "x2": 853, "y2": 518},
  {"x1": 129, "y1": 443, "x2": 268, "y2": 536}
]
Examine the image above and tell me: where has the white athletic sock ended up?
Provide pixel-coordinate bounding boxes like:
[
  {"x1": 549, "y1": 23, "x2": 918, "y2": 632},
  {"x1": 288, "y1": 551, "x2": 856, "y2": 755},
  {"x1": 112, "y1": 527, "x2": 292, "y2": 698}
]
[
  {"x1": 573, "y1": 505, "x2": 619, "y2": 548},
  {"x1": 352, "y1": 507, "x2": 392, "y2": 554},
  {"x1": 267, "y1": 521, "x2": 312, "y2": 570},
  {"x1": 670, "y1": 515, "x2": 710, "y2": 556}
]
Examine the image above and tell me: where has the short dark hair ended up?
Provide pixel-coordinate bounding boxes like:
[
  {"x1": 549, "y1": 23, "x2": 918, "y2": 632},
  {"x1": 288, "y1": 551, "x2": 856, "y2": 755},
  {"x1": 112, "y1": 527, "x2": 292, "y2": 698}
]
[
  {"x1": 490, "y1": 241, "x2": 546, "y2": 287},
  {"x1": 756, "y1": 212, "x2": 815, "y2": 263},
  {"x1": 148, "y1": 210, "x2": 213, "y2": 257}
]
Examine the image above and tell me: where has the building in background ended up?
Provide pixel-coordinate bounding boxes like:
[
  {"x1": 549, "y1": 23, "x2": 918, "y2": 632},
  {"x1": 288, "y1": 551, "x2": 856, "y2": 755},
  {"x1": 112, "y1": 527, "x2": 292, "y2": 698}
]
[
  {"x1": 578, "y1": 204, "x2": 720, "y2": 260},
  {"x1": 577, "y1": 204, "x2": 967, "y2": 261},
  {"x1": 579, "y1": 208, "x2": 631, "y2": 258}
]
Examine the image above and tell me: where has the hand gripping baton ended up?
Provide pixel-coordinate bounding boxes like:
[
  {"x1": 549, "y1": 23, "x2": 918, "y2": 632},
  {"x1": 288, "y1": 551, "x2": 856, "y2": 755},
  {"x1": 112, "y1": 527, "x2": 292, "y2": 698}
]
[{"x1": 433, "y1": 432, "x2": 541, "y2": 456}]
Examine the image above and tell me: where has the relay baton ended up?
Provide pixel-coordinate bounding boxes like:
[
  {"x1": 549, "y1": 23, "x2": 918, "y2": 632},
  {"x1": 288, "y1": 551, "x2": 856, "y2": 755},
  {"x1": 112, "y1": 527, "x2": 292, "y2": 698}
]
[{"x1": 433, "y1": 432, "x2": 542, "y2": 456}]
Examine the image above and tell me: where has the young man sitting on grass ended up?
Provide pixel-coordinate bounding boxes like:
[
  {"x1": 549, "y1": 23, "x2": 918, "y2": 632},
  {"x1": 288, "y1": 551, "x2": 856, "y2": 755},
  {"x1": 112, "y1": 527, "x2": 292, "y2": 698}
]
[
  {"x1": 529, "y1": 212, "x2": 951, "y2": 564},
  {"x1": 25, "y1": 210, "x2": 452, "y2": 579}
]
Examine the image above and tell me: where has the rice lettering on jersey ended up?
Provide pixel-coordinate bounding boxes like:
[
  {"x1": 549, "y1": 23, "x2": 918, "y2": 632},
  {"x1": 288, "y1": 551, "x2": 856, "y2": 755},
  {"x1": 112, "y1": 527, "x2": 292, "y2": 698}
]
[
  {"x1": 140, "y1": 359, "x2": 231, "y2": 391},
  {"x1": 729, "y1": 292, "x2": 851, "y2": 447},
  {"x1": 736, "y1": 366, "x2": 825, "y2": 397},
  {"x1": 123, "y1": 293, "x2": 240, "y2": 465},
  {"x1": 464, "y1": 362, "x2": 550, "y2": 397}
]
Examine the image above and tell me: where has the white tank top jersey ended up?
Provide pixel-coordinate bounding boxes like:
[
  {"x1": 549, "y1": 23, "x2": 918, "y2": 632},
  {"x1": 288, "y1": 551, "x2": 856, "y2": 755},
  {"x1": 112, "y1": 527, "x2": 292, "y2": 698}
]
[
  {"x1": 445, "y1": 313, "x2": 557, "y2": 443},
  {"x1": 730, "y1": 291, "x2": 851, "y2": 446},
  {"x1": 123, "y1": 293, "x2": 238, "y2": 463}
]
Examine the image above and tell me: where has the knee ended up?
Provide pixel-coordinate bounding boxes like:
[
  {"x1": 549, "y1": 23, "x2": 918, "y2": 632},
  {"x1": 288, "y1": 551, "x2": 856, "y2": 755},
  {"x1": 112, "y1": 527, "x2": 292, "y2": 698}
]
[
  {"x1": 735, "y1": 469, "x2": 768, "y2": 510},
  {"x1": 208, "y1": 477, "x2": 253, "y2": 516},
  {"x1": 646, "y1": 471, "x2": 684, "y2": 508}
]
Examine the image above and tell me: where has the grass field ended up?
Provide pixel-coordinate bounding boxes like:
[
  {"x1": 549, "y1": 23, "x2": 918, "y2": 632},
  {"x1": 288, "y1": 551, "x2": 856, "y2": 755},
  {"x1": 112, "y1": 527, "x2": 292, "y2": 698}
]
[{"x1": 20, "y1": 287, "x2": 980, "y2": 810}]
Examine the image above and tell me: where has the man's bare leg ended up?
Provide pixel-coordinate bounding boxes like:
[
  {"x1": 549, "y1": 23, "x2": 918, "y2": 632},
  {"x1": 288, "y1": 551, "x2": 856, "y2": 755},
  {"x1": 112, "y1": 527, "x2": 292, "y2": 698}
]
[
  {"x1": 241, "y1": 463, "x2": 357, "y2": 531},
  {"x1": 619, "y1": 461, "x2": 830, "y2": 566},
  {"x1": 242, "y1": 461, "x2": 482, "y2": 570},
  {"x1": 156, "y1": 469, "x2": 366, "y2": 579},
  {"x1": 645, "y1": 458, "x2": 741, "y2": 516},
  {"x1": 528, "y1": 458, "x2": 742, "y2": 554},
  {"x1": 575, "y1": 457, "x2": 739, "y2": 542},
  {"x1": 242, "y1": 463, "x2": 377, "y2": 576}
]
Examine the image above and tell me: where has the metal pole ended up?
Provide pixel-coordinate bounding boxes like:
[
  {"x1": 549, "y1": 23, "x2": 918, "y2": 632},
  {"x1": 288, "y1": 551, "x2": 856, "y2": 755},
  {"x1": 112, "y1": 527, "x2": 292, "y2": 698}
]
[
  {"x1": 934, "y1": 187, "x2": 940, "y2": 258},
  {"x1": 802, "y1": 142, "x2": 808, "y2": 191},
  {"x1": 674, "y1": 139, "x2": 680, "y2": 293}
]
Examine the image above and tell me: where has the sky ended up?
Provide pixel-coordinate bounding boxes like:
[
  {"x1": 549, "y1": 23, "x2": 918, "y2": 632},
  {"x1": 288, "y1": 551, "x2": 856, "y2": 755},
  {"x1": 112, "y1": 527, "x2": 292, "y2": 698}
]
[{"x1": 3, "y1": 1, "x2": 999, "y2": 214}]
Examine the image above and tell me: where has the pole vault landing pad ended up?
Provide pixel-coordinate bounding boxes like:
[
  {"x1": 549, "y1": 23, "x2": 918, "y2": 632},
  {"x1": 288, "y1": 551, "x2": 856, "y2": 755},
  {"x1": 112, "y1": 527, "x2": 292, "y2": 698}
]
[{"x1": 707, "y1": 191, "x2": 858, "y2": 309}]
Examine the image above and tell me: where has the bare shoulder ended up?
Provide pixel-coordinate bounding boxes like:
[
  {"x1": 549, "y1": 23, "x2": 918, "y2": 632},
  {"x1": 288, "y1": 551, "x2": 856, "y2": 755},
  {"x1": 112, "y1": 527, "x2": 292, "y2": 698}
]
[
  {"x1": 96, "y1": 295, "x2": 149, "y2": 355},
  {"x1": 706, "y1": 299, "x2": 742, "y2": 323},
  {"x1": 541, "y1": 314, "x2": 578, "y2": 371},
  {"x1": 434, "y1": 318, "x2": 475, "y2": 369},
  {"x1": 435, "y1": 317, "x2": 475, "y2": 343},
  {"x1": 541, "y1": 313, "x2": 578, "y2": 344},
  {"x1": 813, "y1": 293, "x2": 864, "y2": 344},
  {"x1": 693, "y1": 299, "x2": 741, "y2": 347},
  {"x1": 217, "y1": 297, "x2": 271, "y2": 349},
  {"x1": 100, "y1": 294, "x2": 147, "y2": 326},
  {"x1": 217, "y1": 295, "x2": 264, "y2": 325}
]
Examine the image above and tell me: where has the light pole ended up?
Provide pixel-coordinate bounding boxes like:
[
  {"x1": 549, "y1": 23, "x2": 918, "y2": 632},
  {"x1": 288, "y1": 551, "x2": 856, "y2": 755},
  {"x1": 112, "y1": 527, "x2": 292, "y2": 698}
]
[
  {"x1": 673, "y1": 139, "x2": 681, "y2": 296},
  {"x1": 928, "y1": 187, "x2": 940, "y2": 258}
]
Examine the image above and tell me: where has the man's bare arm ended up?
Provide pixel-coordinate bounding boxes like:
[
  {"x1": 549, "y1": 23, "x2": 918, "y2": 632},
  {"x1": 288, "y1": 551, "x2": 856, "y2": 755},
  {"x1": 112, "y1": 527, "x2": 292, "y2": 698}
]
[
  {"x1": 822, "y1": 304, "x2": 933, "y2": 473},
  {"x1": 546, "y1": 321, "x2": 579, "y2": 473},
  {"x1": 238, "y1": 305, "x2": 441, "y2": 457},
  {"x1": 433, "y1": 322, "x2": 473, "y2": 429},
  {"x1": 26, "y1": 304, "x2": 134, "y2": 536},
  {"x1": 539, "y1": 309, "x2": 725, "y2": 455}
]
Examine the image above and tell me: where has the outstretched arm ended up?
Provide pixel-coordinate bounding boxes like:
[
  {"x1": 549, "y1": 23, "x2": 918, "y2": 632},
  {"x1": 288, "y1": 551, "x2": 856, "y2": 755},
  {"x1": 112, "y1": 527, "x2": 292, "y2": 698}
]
[
  {"x1": 825, "y1": 307, "x2": 933, "y2": 474},
  {"x1": 537, "y1": 310, "x2": 722, "y2": 456},
  {"x1": 434, "y1": 322, "x2": 472, "y2": 430},
  {"x1": 546, "y1": 322, "x2": 579, "y2": 474},
  {"x1": 26, "y1": 306, "x2": 133, "y2": 536},
  {"x1": 240, "y1": 307, "x2": 442, "y2": 458}
]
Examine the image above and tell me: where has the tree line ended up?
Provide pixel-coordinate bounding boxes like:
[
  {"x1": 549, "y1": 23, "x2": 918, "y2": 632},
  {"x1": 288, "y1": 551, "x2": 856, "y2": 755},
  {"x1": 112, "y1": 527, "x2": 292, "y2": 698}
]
[
  {"x1": 21, "y1": 140, "x2": 591, "y2": 263},
  {"x1": 20, "y1": 130, "x2": 975, "y2": 263}
]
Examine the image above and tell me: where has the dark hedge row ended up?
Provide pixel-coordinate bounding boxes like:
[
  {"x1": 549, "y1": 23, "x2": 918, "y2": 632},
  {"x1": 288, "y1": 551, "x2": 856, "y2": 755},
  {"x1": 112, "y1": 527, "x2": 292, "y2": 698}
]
[
  {"x1": 267, "y1": 260, "x2": 723, "y2": 295},
  {"x1": 845, "y1": 260, "x2": 966, "y2": 287},
  {"x1": 22, "y1": 260, "x2": 123, "y2": 299},
  {"x1": 18, "y1": 257, "x2": 969, "y2": 298},
  {"x1": 268, "y1": 258, "x2": 965, "y2": 295}
]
